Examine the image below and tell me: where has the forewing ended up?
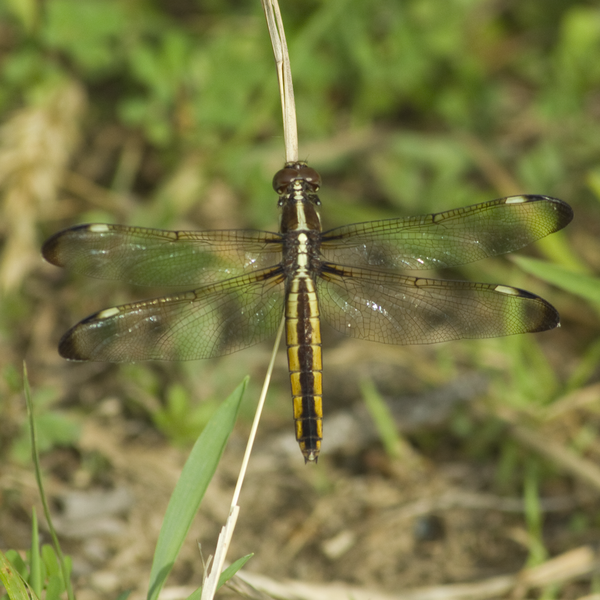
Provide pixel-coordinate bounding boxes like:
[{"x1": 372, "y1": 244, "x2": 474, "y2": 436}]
[
  {"x1": 59, "y1": 268, "x2": 285, "y2": 361},
  {"x1": 321, "y1": 196, "x2": 573, "y2": 270},
  {"x1": 42, "y1": 224, "x2": 282, "y2": 286},
  {"x1": 317, "y1": 265, "x2": 559, "y2": 345}
]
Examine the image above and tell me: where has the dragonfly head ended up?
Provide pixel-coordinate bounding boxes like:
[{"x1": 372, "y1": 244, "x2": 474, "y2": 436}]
[
  {"x1": 275, "y1": 163, "x2": 323, "y2": 233},
  {"x1": 273, "y1": 162, "x2": 321, "y2": 200}
]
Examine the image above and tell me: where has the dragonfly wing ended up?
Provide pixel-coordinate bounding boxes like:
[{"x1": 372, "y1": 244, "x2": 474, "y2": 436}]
[
  {"x1": 317, "y1": 265, "x2": 559, "y2": 345},
  {"x1": 42, "y1": 224, "x2": 282, "y2": 286},
  {"x1": 321, "y1": 196, "x2": 573, "y2": 270},
  {"x1": 59, "y1": 268, "x2": 285, "y2": 361}
]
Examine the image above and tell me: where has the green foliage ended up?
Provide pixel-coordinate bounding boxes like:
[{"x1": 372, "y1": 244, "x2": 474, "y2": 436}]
[
  {"x1": 43, "y1": 0, "x2": 133, "y2": 74},
  {"x1": 10, "y1": 385, "x2": 80, "y2": 464},
  {"x1": 152, "y1": 383, "x2": 219, "y2": 446},
  {"x1": 524, "y1": 463, "x2": 548, "y2": 567},
  {"x1": 2, "y1": 0, "x2": 598, "y2": 210},
  {"x1": 361, "y1": 378, "x2": 405, "y2": 460},
  {"x1": 0, "y1": 511, "x2": 73, "y2": 600},
  {"x1": 515, "y1": 256, "x2": 600, "y2": 313},
  {"x1": 147, "y1": 378, "x2": 247, "y2": 600},
  {"x1": 0, "y1": 550, "x2": 33, "y2": 600},
  {"x1": 23, "y1": 368, "x2": 75, "y2": 600}
]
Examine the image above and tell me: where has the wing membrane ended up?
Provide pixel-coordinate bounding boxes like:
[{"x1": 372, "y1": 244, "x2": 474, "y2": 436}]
[
  {"x1": 321, "y1": 196, "x2": 573, "y2": 270},
  {"x1": 317, "y1": 265, "x2": 559, "y2": 345},
  {"x1": 59, "y1": 268, "x2": 285, "y2": 361},
  {"x1": 42, "y1": 224, "x2": 282, "y2": 286}
]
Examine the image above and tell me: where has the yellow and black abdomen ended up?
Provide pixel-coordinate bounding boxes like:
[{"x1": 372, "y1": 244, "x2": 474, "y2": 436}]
[{"x1": 285, "y1": 275, "x2": 323, "y2": 462}]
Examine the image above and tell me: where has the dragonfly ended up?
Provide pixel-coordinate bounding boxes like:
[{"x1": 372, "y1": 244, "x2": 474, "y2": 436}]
[{"x1": 43, "y1": 162, "x2": 573, "y2": 462}]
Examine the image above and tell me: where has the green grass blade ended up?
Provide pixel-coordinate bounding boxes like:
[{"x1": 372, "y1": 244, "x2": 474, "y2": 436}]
[
  {"x1": 360, "y1": 378, "x2": 404, "y2": 460},
  {"x1": 29, "y1": 508, "x2": 42, "y2": 597},
  {"x1": 23, "y1": 363, "x2": 74, "y2": 600},
  {"x1": 535, "y1": 231, "x2": 585, "y2": 273},
  {"x1": 147, "y1": 378, "x2": 248, "y2": 600},
  {"x1": 185, "y1": 553, "x2": 254, "y2": 600},
  {"x1": 216, "y1": 554, "x2": 254, "y2": 589},
  {"x1": 524, "y1": 464, "x2": 548, "y2": 567},
  {"x1": 3, "y1": 552, "x2": 27, "y2": 580},
  {"x1": 44, "y1": 574, "x2": 64, "y2": 600},
  {"x1": 513, "y1": 256, "x2": 600, "y2": 308},
  {"x1": 0, "y1": 550, "x2": 36, "y2": 600}
]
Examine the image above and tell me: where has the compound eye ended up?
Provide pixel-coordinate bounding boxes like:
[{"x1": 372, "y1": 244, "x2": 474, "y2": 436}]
[
  {"x1": 272, "y1": 167, "x2": 298, "y2": 193},
  {"x1": 297, "y1": 166, "x2": 321, "y2": 190}
]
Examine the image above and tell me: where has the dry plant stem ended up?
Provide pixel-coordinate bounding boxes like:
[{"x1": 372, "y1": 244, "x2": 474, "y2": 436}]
[
  {"x1": 232, "y1": 315, "x2": 286, "y2": 508},
  {"x1": 542, "y1": 381, "x2": 600, "y2": 420},
  {"x1": 508, "y1": 419, "x2": 600, "y2": 493},
  {"x1": 234, "y1": 545, "x2": 598, "y2": 600},
  {"x1": 262, "y1": 0, "x2": 299, "y2": 162},
  {"x1": 62, "y1": 170, "x2": 133, "y2": 217},
  {"x1": 200, "y1": 317, "x2": 286, "y2": 600},
  {"x1": 492, "y1": 405, "x2": 600, "y2": 494},
  {"x1": 203, "y1": 2, "x2": 296, "y2": 596},
  {"x1": 459, "y1": 131, "x2": 522, "y2": 196}
]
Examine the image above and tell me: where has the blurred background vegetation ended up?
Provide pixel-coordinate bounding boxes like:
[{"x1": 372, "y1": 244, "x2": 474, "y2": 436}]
[{"x1": 1, "y1": 0, "x2": 600, "y2": 598}]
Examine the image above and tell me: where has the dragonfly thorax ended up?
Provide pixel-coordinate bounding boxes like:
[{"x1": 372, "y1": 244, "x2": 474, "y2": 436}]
[{"x1": 276, "y1": 163, "x2": 322, "y2": 234}]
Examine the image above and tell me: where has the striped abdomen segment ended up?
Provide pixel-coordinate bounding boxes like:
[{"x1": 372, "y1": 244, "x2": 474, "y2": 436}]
[{"x1": 285, "y1": 275, "x2": 323, "y2": 463}]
